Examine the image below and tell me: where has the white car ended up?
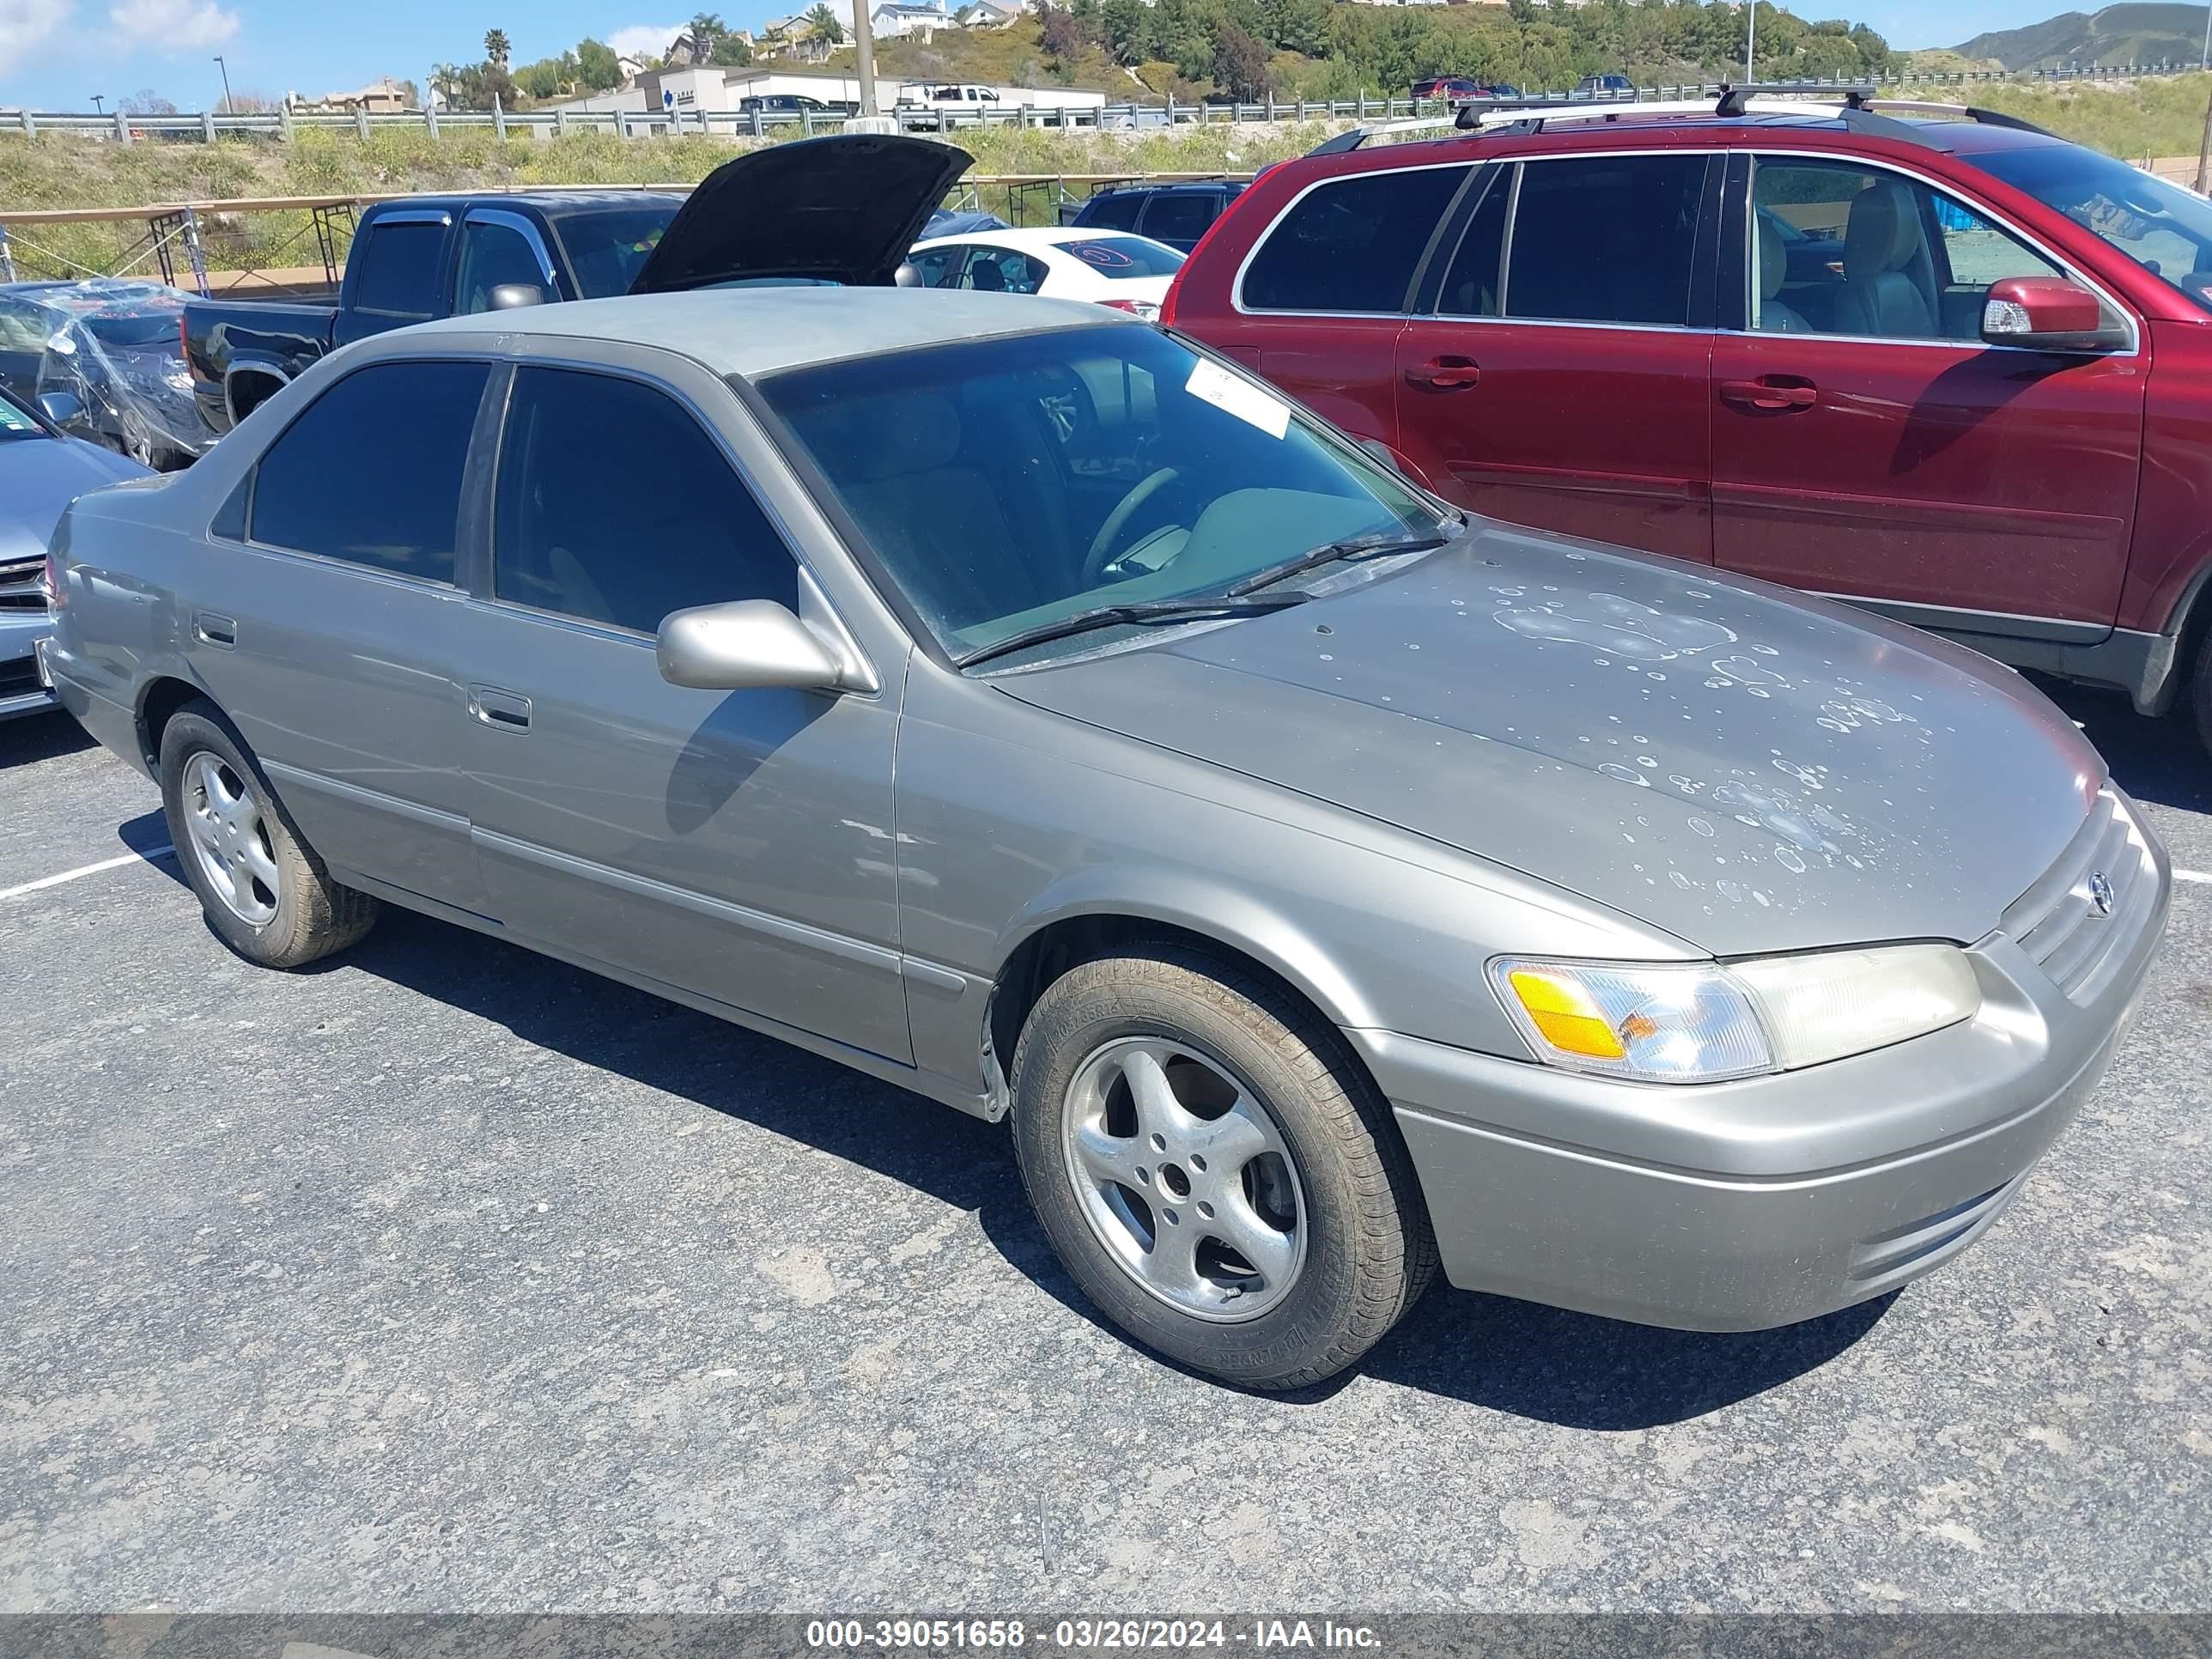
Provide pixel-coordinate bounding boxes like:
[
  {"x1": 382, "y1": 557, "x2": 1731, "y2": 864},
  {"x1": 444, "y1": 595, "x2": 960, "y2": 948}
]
[{"x1": 905, "y1": 226, "x2": 1185, "y2": 319}]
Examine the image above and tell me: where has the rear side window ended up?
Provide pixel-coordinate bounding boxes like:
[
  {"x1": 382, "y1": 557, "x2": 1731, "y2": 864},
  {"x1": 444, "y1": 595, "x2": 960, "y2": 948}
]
[
  {"x1": 1138, "y1": 192, "x2": 1218, "y2": 246},
  {"x1": 1080, "y1": 191, "x2": 1145, "y2": 232},
  {"x1": 1055, "y1": 236, "x2": 1184, "y2": 277},
  {"x1": 1504, "y1": 155, "x2": 1705, "y2": 326},
  {"x1": 1437, "y1": 168, "x2": 1511, "y2": 317},
  {"x1": 250, "y1": 359, "x2": 488, "y2": 582},
  {"x1": 963, "y1": 247, "x2": 1047, "y2": 294},
  {"x1": 349, "y1": 221, "x2": 447, "y2": 317},
  {"x1": 1241, "y1": 166, "x2": 1468, "y2": 314},
  {"x1": 492, "y1": 366, "x2": 798, "y2": 635}
]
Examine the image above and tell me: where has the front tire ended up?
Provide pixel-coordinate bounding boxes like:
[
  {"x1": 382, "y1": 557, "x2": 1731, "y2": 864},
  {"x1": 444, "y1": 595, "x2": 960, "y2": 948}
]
[
  {"x1": 158, "y1": 700, "x2": 377, "y2": 969},
  {"x1": 1010, "y1": 943, "x2": 1436, "y2": 1389}
]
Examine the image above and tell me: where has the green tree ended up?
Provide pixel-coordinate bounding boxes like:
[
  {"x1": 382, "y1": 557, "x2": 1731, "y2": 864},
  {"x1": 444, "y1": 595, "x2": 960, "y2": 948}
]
[
  {"x1": 483, "y1": 27, "x2": 511, "y2": 65},
  {"x1": 575, "y1": 37, "x2": 622, "y2": 88},
  {"x1": 805, "y1": 2, "x2": 845, "y2": 45},
  {"x1": 1212, "y1": 19, "x2": 1271, "y2": 100},
  {"x1": 712, "y1": 34, "x2": 753, "y2": 64}
]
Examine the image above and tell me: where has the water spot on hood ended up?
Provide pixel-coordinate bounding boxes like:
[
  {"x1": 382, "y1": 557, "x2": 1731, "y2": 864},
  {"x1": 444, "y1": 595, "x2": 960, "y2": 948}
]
[
  {"x1": 1687, "y1": 817, "x2": 1716, "y2": 837},
  {"x1": 1492, "y1": 592, "x2": 1740, "y2": 661},
  {"x1": 1717, "y1": 878, "x2": 1747, "y2": 902},
  {"x1": 1668, "y1": 871, "x2": 1693, "y2": 890},
  {"x1": 1774, "y1": 846, "x2": 1808, "y2": 873},
  {"x1": 1712, "y1": 777, "x2": 1843, "y2": 854},
  {"x1": 1597, "y1": 763, "x2": 1650, "y2": 787},
  {"x1": 1708, "y1": 655, "x2": 1790, "y2": 689}
]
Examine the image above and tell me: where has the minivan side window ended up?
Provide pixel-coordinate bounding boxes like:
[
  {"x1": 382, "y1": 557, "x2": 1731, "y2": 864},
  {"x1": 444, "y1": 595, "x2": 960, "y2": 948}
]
[
  {"x1": 1081, "y1": 192, "x2": 1144, "y2": 232},
  {"x1": 349, "y1": 220, "x2": 447, "y2": 318},
  {"x1": 249, "y1": 359, "x2": 488, "y2": 583},
  {"x1": 1504, "y1": 155, "x2": 1705, "y2": 326},
  {"x1": 1241, "y1": 167, "x2": 1469, "y2": 313},
  {"x1": 1748, "y1": 158, "x2": 2063, "y2": 342},
  {"x1": 1139, "y1": 191, "x2": 1218, "y2": 247},
  {"x1": 492, "y1": 366, "x2": 799, "y2": 635}
]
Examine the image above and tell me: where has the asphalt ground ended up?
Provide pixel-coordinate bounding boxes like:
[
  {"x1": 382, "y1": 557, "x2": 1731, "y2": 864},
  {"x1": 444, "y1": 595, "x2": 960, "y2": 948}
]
[{"x1": 1, "y1": 678, "x2": 2206, "y2": 1616}]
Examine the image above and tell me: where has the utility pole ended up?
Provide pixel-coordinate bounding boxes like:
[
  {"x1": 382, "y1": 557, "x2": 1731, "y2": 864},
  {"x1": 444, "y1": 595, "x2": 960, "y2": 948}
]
[
  {"x1": 1746, "y1": 0, "x2": 1758, "y2": 82},
  {"x1": 2197, "y1": 73, "x2": 2212, "y2": 192},
  {"x1": 854, "y1": 0, "x2": 881, "y2": 120},
  {"x1": 2201, "y1": 0, "x2": 2210, "y2": 71},
  {"x1": 213, "y1": 54, "x2": 234, "y2": 114}
]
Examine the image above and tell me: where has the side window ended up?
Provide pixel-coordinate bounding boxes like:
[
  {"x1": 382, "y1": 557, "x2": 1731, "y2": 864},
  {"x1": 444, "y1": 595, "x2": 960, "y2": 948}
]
[
  {"x1": 1242, "y1": 167, "x2": 1469, "y2": 313},
  {"x1": 1139, "y1": 191, "x2": 1218, "y2": 247},
  {"x1": 909, "y1": 245, "x2": 968, "y2": 289},
  {"x1": 456, "y1": 219, "x2": 552, "y2": 314},
  {"x1": 349, "y1": 221, "x2": 447, "y2": 317},
  {"x1": 965, "y1": 247, "x2": 1046, "y2": 295},
  {"x1": 250, "y1": 359, "x2": 488, "y2": 582},
  {"x1": 0, "y1": 300, "x2": 47, "y2": 355},
  {"x1": 493, "y1": 366, "x2": 799, "y2": 635},
  {"x1": 1504, "y1": 155, "x2": 1705, "y2": 326},
  {"x1": 1437, "y1": 167, "x2": 1511, "y2": 317},
  {"x1": 1750, "y1": 159, "x2": 2060, "y2": 342},
  {"x1": 1081, "y1": 191, "x2": 1144, "y2": 232}
]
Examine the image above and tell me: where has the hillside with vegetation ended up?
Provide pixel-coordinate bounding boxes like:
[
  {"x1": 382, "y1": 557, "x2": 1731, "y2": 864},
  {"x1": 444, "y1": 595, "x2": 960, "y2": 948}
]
[{"x1": 1947, "y1": 3, "x2": 2210, "y2": 70}]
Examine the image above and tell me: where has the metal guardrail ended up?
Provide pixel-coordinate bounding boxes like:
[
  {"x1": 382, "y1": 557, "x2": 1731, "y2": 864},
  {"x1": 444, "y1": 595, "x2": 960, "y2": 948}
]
[{"x1": 5, "y1": 69, "x2": 2144, "y2": 146}]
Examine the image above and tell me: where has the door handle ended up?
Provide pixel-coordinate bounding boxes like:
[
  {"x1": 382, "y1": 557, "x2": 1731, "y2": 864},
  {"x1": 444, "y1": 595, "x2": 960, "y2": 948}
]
[
  {"x1": 467, "y1": 684, "x2": 532, "y2": 732},
  {"x1": 1719, "y1": 377, "x2": 1818, "y2": 411},
  {"x1": 193, "y1": 612, "x2": 236, "y2": 648},
  {"x1": 1407, "y1": 355, "x2": 1480, "y2": 390}
]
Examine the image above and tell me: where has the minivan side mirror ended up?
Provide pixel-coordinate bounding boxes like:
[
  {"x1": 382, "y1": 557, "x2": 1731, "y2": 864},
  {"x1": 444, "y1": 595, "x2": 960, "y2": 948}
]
[
  {"x1": 657, "y1": 599, "x2": 854, "y2": 692},
  {"x1": 1980, "y1": 276, "x2": 2129, "y2": 353},
  {"x1": 488, "y1": 283, "x2": 547, "y2": 310}
]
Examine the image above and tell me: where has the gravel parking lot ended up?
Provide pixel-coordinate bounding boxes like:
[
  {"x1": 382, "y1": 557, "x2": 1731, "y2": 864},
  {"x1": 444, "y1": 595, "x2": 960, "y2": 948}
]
[{"x1": 2, "y1": 680, "x2": 2207, "y2": 1615}]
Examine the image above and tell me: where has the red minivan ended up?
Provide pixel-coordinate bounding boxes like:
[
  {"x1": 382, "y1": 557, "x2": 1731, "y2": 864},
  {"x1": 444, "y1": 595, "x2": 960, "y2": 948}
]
[{"x1": 1167, "y1": 95, "x2": 2212, "y2": 752}]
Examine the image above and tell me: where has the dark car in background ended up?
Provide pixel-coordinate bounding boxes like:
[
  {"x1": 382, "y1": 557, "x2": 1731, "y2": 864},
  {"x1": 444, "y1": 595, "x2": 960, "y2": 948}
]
[
  {"x1": 1062, "y1": 181, "x2": 1247, "y2": 252},
  {"x1": 737, "y1": 93, "x2": 858, "y2": 118},
  {"x1": 0, "y1": 384, "x2": 148, "y2": 720},
  {"x1": 0, "y1": 278, "x2": 214, "y2": 470}
]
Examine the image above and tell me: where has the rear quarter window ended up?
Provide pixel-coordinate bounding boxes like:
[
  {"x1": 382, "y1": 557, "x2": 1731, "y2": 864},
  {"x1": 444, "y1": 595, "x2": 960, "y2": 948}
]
[
  {"x1": 349, "y1": 221, "x2": 447, "y2": 317},
  {"x1": 1079, "y1": 192, "x2": 1145, "y2": 232},
  {"x1": 1240, "y1": 166, "x2": 1469, "y2": 313}
]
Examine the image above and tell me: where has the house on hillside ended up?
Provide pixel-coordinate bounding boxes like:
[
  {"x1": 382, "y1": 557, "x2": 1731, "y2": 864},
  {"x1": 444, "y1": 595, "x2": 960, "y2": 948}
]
[
  {"x1": 872, "y1": 0, "x2": 953, "y2": 40},
  {"x1": 287, "y1": 79, "x2": 412, "y2": 113},
  {"x1": 956, "y1": 1, "x2": 1024, "y2": 27}
]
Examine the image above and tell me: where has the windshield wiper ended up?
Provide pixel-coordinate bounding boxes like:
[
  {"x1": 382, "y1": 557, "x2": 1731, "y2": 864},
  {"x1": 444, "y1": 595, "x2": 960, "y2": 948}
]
[
  {"x1": 1225, "y1": 526, "x2": 1458, "y2": 599},
  {"x1": 957, "y1": 593, "x2": 1310, "y2": 670}
]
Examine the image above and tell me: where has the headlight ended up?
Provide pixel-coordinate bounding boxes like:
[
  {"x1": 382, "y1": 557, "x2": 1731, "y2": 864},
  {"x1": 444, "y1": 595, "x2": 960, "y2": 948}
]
[{"x1": 1490, "y1": 943, "x2": 1981, "y2": 1085}]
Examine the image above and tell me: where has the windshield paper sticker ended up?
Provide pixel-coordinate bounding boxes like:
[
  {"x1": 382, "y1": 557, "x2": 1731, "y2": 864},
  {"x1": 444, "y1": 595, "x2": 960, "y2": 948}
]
[
  {"x1": 0, "y1": 401, "x2": 33, "y2": 431},
  {"x1": 1185, "y1": 359, "x2": 1290, "y2": 441}
]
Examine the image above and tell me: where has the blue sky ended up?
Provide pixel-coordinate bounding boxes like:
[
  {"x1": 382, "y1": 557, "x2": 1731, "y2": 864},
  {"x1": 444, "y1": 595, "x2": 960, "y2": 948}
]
[{"x1": 0, "y1": 0, "x2": 2086, "y2": 110}]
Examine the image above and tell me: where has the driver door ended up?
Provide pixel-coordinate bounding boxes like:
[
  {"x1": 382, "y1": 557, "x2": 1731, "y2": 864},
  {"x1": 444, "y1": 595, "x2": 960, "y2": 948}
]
[{"x1": 1711, "y1": 154, "x2": 2147, "y2": 631}]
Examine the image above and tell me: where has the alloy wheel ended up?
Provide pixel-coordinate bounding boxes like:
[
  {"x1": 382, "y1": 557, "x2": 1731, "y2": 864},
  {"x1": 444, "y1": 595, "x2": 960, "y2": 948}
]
[{"x1": 181, "y1": 750, "x2": 280, "y2": 925}]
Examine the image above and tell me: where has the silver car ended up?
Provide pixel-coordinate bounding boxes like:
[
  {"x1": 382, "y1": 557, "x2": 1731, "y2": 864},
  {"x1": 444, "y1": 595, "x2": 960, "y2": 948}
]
[{"x1": 41, "y1": 151, "x2": 2170, "y2": 1389}]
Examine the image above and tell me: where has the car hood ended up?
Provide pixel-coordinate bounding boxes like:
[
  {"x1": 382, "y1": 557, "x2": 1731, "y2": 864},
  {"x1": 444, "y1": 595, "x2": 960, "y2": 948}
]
[
  {"x1": 630, "y1": 135, "x2": 973, "y2": 294},
  {"x1": 0, "y1": 435, "x2": 150, "y2": 561},
  {"x1": 995, "y1": 525, "x2": 2106, "y2": 957}
]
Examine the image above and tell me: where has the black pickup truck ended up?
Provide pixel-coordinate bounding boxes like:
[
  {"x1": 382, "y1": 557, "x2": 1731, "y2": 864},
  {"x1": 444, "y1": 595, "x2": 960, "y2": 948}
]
[
  {"x1": 186, "y1": 137, "x2": 971, "y2": 434},
  {"x1": 184, "y1": 191, "x2": 684, "y2": 434}
]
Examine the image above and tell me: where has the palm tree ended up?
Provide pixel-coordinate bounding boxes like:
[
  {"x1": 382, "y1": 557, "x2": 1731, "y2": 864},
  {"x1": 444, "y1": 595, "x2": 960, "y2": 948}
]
[
  {"x1": 483, "y1": 28, "x2": 512, "y2": 66},
  {"x1": 805, "y1": 3, "x2": 845, "y2": 46}
]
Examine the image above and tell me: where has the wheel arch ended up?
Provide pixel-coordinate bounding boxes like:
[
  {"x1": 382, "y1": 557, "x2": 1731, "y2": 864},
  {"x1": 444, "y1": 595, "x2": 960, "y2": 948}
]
[
  {"x1": 981, "y1": 875, "x2": 1389, "y2": 1109},
  {"x1": 135, "y1": 672, "x2": 219, "y2": 770}
]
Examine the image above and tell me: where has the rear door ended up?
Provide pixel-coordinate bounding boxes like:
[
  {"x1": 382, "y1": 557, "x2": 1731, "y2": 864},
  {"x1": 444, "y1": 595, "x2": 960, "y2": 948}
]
[
  {"x1": 454, "y1": 351, "x2": 910, "y2": 1062},
  {"x1": 1709, "y1": 152, "x2": 2147, "y2": 631},
  {"x1": 1393, "y1": 149, "x2": 1721, "y2": 563},
  {"x1": 1223, "y1": 161, "x2": 1474, "y2": 453},
  {"x1": 200, "y1": 356, "x2": 494, "y2": 914}
]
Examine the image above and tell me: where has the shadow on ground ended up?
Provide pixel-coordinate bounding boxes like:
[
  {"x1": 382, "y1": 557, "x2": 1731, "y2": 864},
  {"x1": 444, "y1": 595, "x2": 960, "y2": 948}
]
[
  {"x1": 0, "y1": 711, "x2": 93, "y2": 768},
  {"x1": 2037, "y1": 678, "x2": 2207, "y2": 815},
  {"x1": 311, "y1": 904, "x2": 1890, "y2": 1430}
]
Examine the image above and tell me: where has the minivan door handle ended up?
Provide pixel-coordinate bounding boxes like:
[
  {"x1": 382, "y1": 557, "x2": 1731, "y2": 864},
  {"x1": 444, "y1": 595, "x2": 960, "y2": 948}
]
[
  {"x1": 1719, "y1": 376, "x2": 1818, "y2": 411},
  {"x1": 467, "y1": 685, "x2": 532, "y2": 732},
  {"x1": 1407, "y1": 355, "x2": 1480, "y2": 391}
]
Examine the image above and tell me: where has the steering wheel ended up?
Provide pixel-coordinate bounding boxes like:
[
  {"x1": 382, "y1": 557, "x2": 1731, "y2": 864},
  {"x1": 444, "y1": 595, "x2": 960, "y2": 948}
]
[{"x1": 1082, "y1": 467, "x2": 1181, "y2": 585}]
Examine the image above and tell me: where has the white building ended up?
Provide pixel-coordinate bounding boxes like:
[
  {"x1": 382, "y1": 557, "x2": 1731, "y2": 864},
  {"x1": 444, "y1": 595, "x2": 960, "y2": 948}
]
[
  {"x1": 872, "y1": 1, "x2": 952, "y2": 40},
  {"x1": 541, "y1": 66, "x2": 1105, "y2": 119}
]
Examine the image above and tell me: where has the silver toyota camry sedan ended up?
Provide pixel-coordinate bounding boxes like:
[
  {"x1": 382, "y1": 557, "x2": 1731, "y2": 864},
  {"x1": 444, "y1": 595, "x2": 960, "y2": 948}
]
[{"x1": 40, "y1": 148, "x2": 2169, "y2": 1389}]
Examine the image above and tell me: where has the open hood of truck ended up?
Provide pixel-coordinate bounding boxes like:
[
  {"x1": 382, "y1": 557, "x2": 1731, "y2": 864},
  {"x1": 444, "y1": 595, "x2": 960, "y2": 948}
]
[{"x1": 629, "y1": 135, "x2": 973, "y2": 294}]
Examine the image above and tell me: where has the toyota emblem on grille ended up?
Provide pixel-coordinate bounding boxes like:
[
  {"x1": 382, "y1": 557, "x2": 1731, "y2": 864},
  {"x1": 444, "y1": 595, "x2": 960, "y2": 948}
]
[{"x1": 2087, "y1": 871, "x2": 2115, "y2": 917}]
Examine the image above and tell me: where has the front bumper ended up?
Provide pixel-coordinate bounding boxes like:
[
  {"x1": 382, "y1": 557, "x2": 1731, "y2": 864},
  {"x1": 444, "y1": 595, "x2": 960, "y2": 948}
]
[
  {"x1": 0, "y1": 612, "x2": 57, "y2": 721},
  {"x1": 1352, "y1": 793, "x2": 2171, "y2": 1332}
]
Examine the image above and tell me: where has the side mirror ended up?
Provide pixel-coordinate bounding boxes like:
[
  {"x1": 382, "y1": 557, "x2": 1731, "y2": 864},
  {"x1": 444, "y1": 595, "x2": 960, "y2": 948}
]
[
  {"x1": 37, "y1": 391, "x2": 85, "y2": 427},
  {"x1": 893, "y1": 260, "x2": 923, "y2": 289},
  {"x1": 1981, "y1": 276, "x2": 2129, "y2": 353},
  {"x1": 488, "y1": 283, "x2": 547, "y2": 310},
  {"x1": 657, "y1": 599, "x2": 852, "y2": 692}
]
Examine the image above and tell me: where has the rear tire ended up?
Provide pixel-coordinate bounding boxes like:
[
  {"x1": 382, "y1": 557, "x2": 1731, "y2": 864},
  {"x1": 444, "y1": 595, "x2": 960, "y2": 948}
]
[
  {"x1": 158, "y1": 699, "x2": 377, "y2": 969},
  {"x1": 1010, "y1": 941, "x2": 1436, "y2": 1390}
]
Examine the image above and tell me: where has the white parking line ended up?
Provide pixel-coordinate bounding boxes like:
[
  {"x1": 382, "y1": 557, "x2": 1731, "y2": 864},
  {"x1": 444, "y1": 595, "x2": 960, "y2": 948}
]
[
  {"x1": 2181, "y1": 868, "x2": 2211, "y2": 884},
  {"x1": 0, "y1": 844, "x2": 175, "y2": 902}
]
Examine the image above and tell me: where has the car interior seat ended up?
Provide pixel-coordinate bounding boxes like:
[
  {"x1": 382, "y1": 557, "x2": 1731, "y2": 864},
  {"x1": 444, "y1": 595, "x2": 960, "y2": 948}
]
[
  {"x1": 1755, "y1": 215, "x2": 1815, "y2": 334},
  {"x1": 1833, "y1": 178, "x2": 1940, "y2": 338}
]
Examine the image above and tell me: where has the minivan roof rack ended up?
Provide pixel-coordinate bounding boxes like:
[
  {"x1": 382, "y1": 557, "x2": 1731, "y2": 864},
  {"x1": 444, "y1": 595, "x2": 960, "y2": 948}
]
[{"x1": 1304, "y1": 82, "x2": 2061, "y2": 160}]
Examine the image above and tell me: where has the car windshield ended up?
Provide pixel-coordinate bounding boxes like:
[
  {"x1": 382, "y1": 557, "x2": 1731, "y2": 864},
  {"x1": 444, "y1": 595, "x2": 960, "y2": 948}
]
[
  {"x1": 757, "y1": 324, "x2": 1445, "y2": 664},
  {"x1": 1978, "y1": 144, "x2": 2212, "y2": 313},
  {"x1": 1054, "y1": 236, "x2": 1185, "y2": 277},
  {"x1": 550, "y1": 206, "x2": 679, "y2": 297},
  {"x1": 82, "y1": 312, "x2": 180, "y2": 349}
]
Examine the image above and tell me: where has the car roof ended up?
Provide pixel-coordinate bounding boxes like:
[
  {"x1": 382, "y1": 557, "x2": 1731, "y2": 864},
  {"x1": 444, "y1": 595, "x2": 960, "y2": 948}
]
[
  {"x1": 368, "y1": 190, "x2": 686, "y2": 217},
  {"x1": 1342, "y1": 104, "x2": 2074, "y2": 162},
  {"x1": 396, "y1": 286, "x2": 1131, "y2": 379}
]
